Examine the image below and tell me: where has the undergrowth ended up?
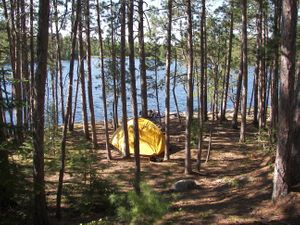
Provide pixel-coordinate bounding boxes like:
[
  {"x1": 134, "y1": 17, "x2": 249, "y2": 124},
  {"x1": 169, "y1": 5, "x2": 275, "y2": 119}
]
[{"x1": 109, "y1": 183, "x2": 170, "y2": 225}]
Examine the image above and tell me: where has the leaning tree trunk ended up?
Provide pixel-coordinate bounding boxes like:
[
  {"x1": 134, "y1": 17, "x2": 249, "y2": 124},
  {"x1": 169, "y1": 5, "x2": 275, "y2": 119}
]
[
  {"x1": 185, "y1": 0, "x2": 193, "y2": 175},
  {"x1": 128, "y1": 0, "x2": 141, "y2": 194},
  {"x1": 272, "y1": 0, "x2": 297, "y2": 201},
  {"x1": 164, "y1": 0, "x2": 172, "y2": 161},
  {"x1": 32, "y1": 0, "x2": 50, "y2": 224},
  {"x1": 56, "y1": 0, "x2": 80, "y2": 218}
]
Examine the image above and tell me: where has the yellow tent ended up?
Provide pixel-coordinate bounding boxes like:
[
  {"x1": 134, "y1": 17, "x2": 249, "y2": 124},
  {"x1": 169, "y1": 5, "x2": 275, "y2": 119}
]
[{"x1": 111, "y1": 118, "x2": 165, "y2": 156}]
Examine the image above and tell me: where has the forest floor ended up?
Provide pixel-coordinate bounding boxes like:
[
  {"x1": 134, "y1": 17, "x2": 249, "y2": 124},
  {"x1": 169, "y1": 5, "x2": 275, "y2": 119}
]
[
  {"x1": 11, "y1": 115, "x2": 299, "y2": 225},
  {"x1": 86, "y1": 117, "x2": 299, "y2": 225}
]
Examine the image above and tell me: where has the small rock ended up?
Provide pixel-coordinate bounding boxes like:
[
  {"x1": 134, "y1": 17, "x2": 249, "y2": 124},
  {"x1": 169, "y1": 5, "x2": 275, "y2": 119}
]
[{"x1": 173, "y1": 179, "x2": 197, "y2": 192}]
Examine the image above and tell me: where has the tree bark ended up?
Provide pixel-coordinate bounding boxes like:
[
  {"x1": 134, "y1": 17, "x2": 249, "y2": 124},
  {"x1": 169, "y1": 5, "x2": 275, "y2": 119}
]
[
  {"x1": 185, "y1": 0, "x2": 193, "y2": 175},
  {"x1": 56, "y1": 0, "x2": 80, "y2": 218},
  {"x1": 85, "y1": 0, "x2": 98, "y2": 148},
  {"x1": 97, "y1": 0, "x2": 111, "y2": 160},
  {"x1": 239, "y1": 0, "x2": 248, "y2": 143},
  {"x1": 172, "y1": 51, "x2": 181, "y2": 123},
  {"x1": 78, "y1": 16, "x2": 90, "y2": 140},
  {"x1": 120, "y1": 0, "x2": 130, "y2": 158},
  {"x1": 272, "y1": 0, "x2": 297, "y2": 201},
  {"x1": 32, "y1": 0, "x2": 50, "y2": 224},
  {"x1": 200, "y1": 0, "x2": 205, "y2": 122},
  {"x1": 20, "y1": 0, "x2": 29, "y2": 130},
  {"x1": 232, "y1": 47, "x2": 243, "y2": 129},
  {"x1": 53, "y1": 0, "x2": 65, "y2": 124},
  {"x1": 164, "y1": 0, "x2": 172, "y2": 161},
  {"x1": 291, "y1": 66, "x2": 300, "y2": 185},
  {"x1": 139, "y1": 0, "x2": 147, "y2": 118},
  {"x1": 270, "y1": 0, "x2": 281, "y2": 141},
  {"x1": 128, "y1": 0, "x2": 140, "y2": 193},
  {"x1": 30, "y1": 0, "x2": 35, "y2": 129},
  {"x1": 110, "y1": 0, "x2": 118, "y2": 131},
  {"x1": 221, "y1": 3, "x2": 233, "y2": 121},
  {"x1": 258, "y1": 0, "x2": 266, "y2": 129}
]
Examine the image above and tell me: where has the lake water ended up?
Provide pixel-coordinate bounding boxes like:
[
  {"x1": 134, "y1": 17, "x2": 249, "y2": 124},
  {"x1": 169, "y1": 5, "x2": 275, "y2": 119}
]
[
  {"x1": 44, "y1": 58, "x2": 255, "y2": 123},
  {"x1": 1, "y1": 56, "x2": 258, "y2": 126}
]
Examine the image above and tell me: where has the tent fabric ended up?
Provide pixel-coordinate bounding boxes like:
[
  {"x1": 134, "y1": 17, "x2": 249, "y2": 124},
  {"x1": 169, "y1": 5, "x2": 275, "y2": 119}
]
[{"x1": 110, "y1": 118, "x2": 165, "y2": 156}]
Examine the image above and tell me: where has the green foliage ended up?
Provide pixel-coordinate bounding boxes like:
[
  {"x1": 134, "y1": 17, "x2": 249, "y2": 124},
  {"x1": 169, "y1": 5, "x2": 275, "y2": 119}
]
[
  {"x1": 0, "y1": 142, "x2": 32, "y2": 225},
  {"x1": 109, "y1": 183, "x2": 170, "y2": 225},
  {"x1": 190, "y1": 118, "x2": 200, "y2": 147},
  {"x1": 256, "y1": 128, "x2": 276, "y2": 154},
  {"x1": 65, "y1": 177, "x2": 117, "y2": 217}
]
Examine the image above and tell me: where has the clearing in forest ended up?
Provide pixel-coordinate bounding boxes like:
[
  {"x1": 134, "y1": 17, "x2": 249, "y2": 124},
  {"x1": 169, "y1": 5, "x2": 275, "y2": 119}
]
[{"x1": 42, "y1": 118, "x2": 300, "y2": 225}]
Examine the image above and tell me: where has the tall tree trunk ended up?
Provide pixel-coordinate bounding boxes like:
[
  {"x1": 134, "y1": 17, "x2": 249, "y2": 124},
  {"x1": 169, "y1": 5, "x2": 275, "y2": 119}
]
[
  {"x1": 32, "y1": 0, "x2": 50, "y2": 224},
  {"x1": 120, "y1": 0, "x2": 130, "y2": 158},
  {"x1": 71, "y1": 69, "x2": 80, "y2": 129},
  {"x1": 258, "y1": 0, "x2": 266, "y2": 129},
  {"x1": 78, "y1": 17, "x2": 90, "y2": 140},
  {"x1": 185, "y1": 0, "x2": 193, "y2": 175},
  {"x1": 221, "y1": 4, "x2": 233, "y2": 121},
  {"x1": 56, "y1": 0, "x2": 80, "y2": 218},
  {"x1": 97, "y1": 0, "x2": 111, "y2": 160},
  {"x1": 85, "y1": 0, "x2": 98, "y2": 148},
  {"x1": 196, "y1": 67, "x2": 203, "y2": 172},
  {"x1": 239, "y1": 0, "x2": 248, "y2": 143},
  {"x1": 164, "y1": 0, "x2": 172, "y2": 161},
  {"x1": 110, "y1": 0, "x2": 118, "y2": 131},
  {"x1": 53, "y1": 0, "x2": 65, "y2": 124},
  {"x1": 139, "y1": 0, "x2": 147, "y2": 118},
  {"x1": 272, "y1": 0, "x2": 297, "y2": 201},
  {"x1": 232, "y1": 47, "x2": 243, "y2": 129},
  {"x1": 200, "y1": 0, "x2": 205, "y2": 122},
  {"x1": 128, "y1": 0, "x2": 140, "y2": 193},
  {"x1": 15, "y1": 0, "x2": 23, "y2": 142},
  {"x1": 20, "y1": 0, "x2": 29, "y2": 131},
  {"x1": 291, "y1": 66, "x2": 300, "y2": 185},
  {"x1": 270, "y1": 0, "x2": 281, "y2": 141},
  {"x1": 204, "y1": 16, "x2": 208, "y2": 121},
  {"x1": 253, "y1": 12, "x2": 260, "y2": 126},
  {"x1": 30, "y1": 0, "x2": 35, "y2": 129}
]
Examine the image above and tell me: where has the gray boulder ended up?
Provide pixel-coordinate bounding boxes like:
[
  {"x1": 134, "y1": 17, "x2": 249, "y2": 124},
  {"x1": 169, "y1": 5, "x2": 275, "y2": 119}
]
[{"x1": 173, "y1": 179, "x2": 197, "y2": 192}]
